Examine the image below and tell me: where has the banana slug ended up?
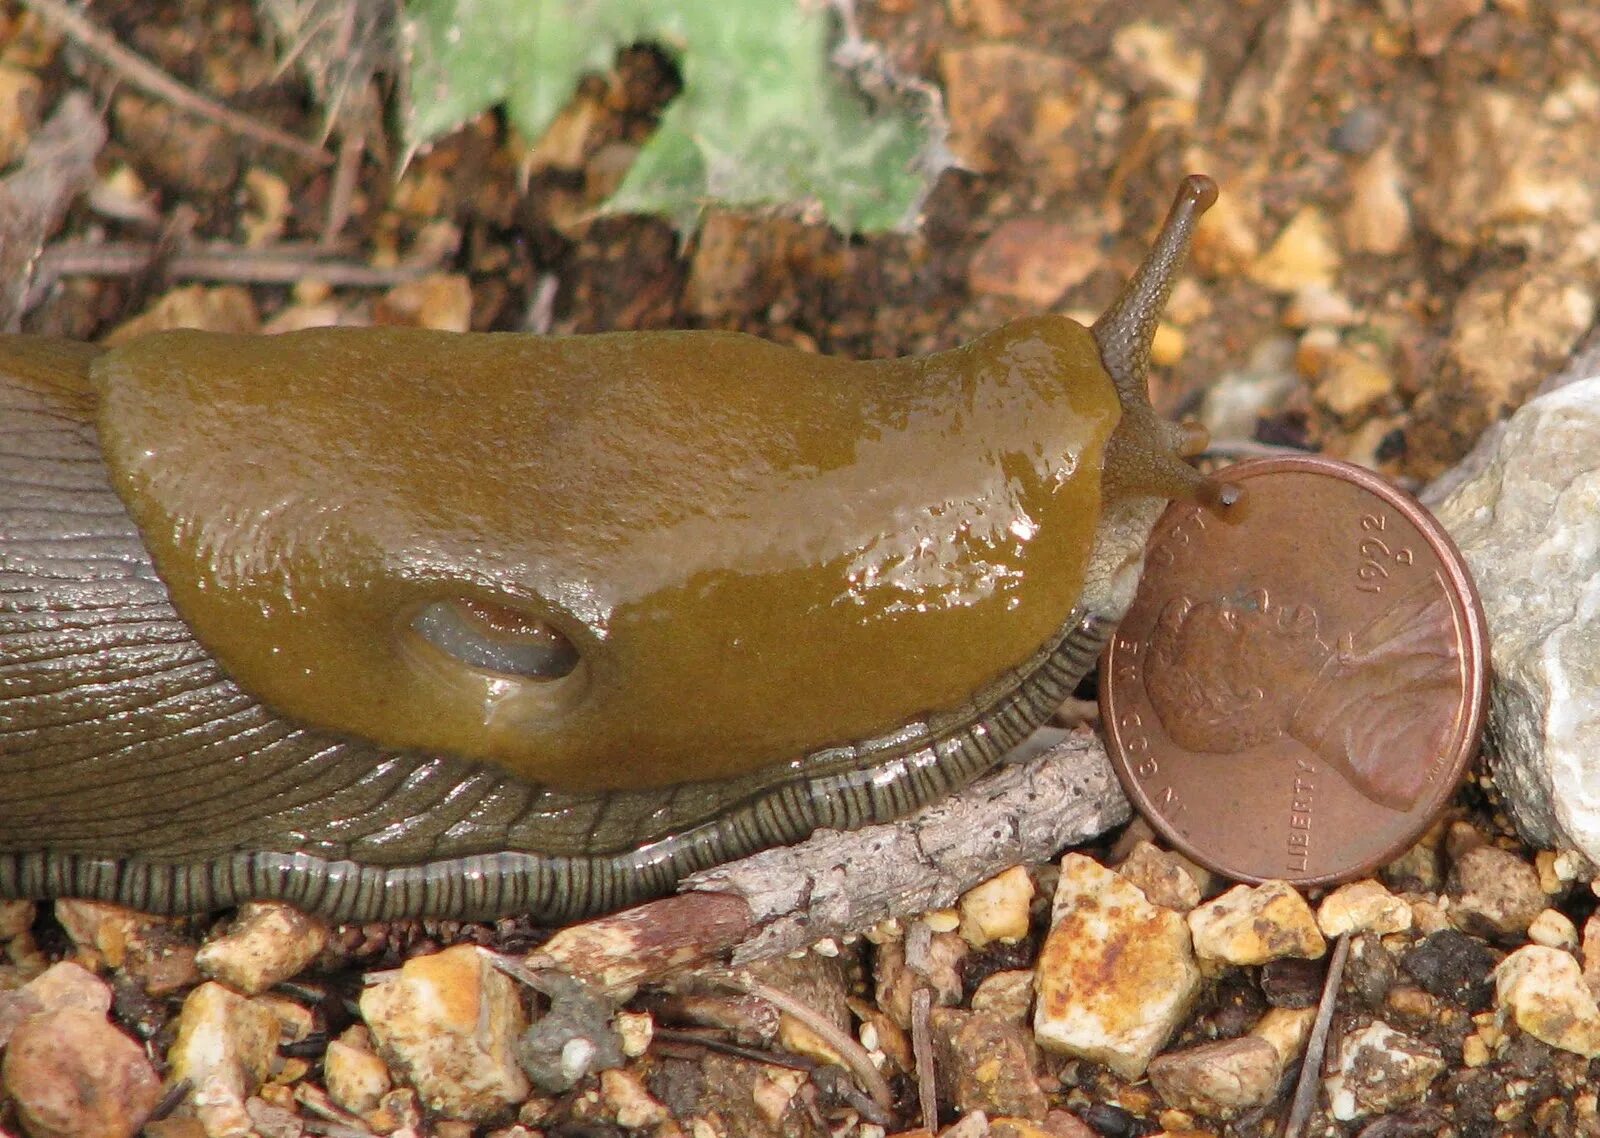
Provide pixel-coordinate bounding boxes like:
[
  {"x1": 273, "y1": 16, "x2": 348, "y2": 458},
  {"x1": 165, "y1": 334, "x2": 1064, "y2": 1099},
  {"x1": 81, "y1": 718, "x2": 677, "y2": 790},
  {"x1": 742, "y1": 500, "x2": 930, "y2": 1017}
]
[{"x1": 0, "y1": 176, "x2": 1227, "y2": 923}]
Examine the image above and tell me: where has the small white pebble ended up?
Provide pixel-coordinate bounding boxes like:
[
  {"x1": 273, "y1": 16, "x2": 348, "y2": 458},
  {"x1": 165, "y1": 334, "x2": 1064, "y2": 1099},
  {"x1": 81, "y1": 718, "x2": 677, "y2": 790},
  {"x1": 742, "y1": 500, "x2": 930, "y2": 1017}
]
[
  {"x1": 560, "y1": 1037, "x2": 597, "y2": 1086},
  {"x1": 864, "y1": 918, "x2": 904, "y2": 944},
  {"x1": 1528, "y1": 908, "x2": 1580, "y2": 952},
  {"x1": 1189, "y1": 880, "x2": 1325, "y2": 965},
  {"x1": 615, "y1": 1010, "x2": 653, "y2": 1059},
  {"x1": 1317, "y1": 879, "x2": 1412, "y2": 938},
  {"x1": 1496, "y1": 946, "x2": 1600, "y2": 1057},
  {"x1": 811, "y1": 938, "x2": 840, "y2": 958},
  {"x1": 1553, "y1": 850, "x2": 1587, "y2": 882},
  {"x1": 1463, "y1": 1034, "x2": 1492, "y2": 1067},
  {"x1": 958, "y1": 864, "x2": 1035, "y2": 946}
]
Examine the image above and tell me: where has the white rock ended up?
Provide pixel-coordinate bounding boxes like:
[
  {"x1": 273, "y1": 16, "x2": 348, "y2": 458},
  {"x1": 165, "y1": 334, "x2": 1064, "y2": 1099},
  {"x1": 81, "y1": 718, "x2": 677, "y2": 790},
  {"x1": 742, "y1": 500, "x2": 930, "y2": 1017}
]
[
  {"x1": 1495, "y1": 944, "x2": 1600, "y2": 1057},
  {"x1": 53, "y1": 899, "x2": 198, "y2": 996},
  {"x1": 21, "y1": 961, "x2": 112, "y2": 1017},
  {"x1": 2, "y1": 1006, "x2": 161, "y2": 1138},
  {"x1": 1447, "y1": 845, "x2": 1544, "y2": 942},
  {"x1": 1033, "y1": 853, "x2": 1200, "y2": 1079},
  {"x1": 940, "y1": 1111, "x2": 990, "y2": 1138},
  {"x1": 957, "y1": 865, "x2": 1034, "y2": 947},
  {"x1": 1582, "y1": 913, "x2": 1600, "y2": 998},
  {"x1": 166, "y1": 982, "x2": 281, "y2": 1138},
  {"x1": 971, "y1": 969, "x2": 1035, "y2": 1026},
  {"x1": 1117, "y1": 840, "x2": 1203, "y2": 912},
  {"x1": 360, "y1": 945, "x2": 530, "y2": 1122},
  {"x1": 1317, "y1": 880, "x2": 1413, "y2": 938},
  {"x1": 1147, "y1": 1034, "x2": 1280, "y2": 1120},
  {"x1": 599, "y1": 1068, "x2": 669, "y2": 1130},
  {"x1": 1341, "y1": 143, "x2": 1412, "y2": 255},
  {"x1": 1198, "y1": 337, "x2": 1300, "y2": 444},
  {"x1": 1433, "y1": 378, "x2": 1600, "y2": 863},
  {"x1": 1528, "y1": 908, "x2": 1580, "y2": 952},
  {"x1": 243, "y1": 1098, "x2": 301, "y2": 1137},
  {"x1": 1248, "y1": 207, "x2": 1341, "y2": 293},
  {"x1": 1109, "y1": 20, "x2": 1204, "y2": 103},
  {"x1": 614, "y1": 1010, "x2": 654, "y2": 1058},
  {"x1": 0, "y1": 900, "x2": 34, "y2": 940},
  {"x1": 1188, "y1": 881, "x2": 1325, "y2": 966},
  {"x1": 1146, "y1": 1005, "x2": 1314, "y2": 1120},
  {"x1": 1324, "y1": 1019, "x2": 1445, "y2": 1120},
  {"x1": 323, "y1": 1034, "x2": 391, "y2": 1117},
  {"x1": 1417, "y1": 84, "x2": 1597, "y2": 246},
  {"x1": 195, "y1": 901, "x2": 329, "y2": 996}
]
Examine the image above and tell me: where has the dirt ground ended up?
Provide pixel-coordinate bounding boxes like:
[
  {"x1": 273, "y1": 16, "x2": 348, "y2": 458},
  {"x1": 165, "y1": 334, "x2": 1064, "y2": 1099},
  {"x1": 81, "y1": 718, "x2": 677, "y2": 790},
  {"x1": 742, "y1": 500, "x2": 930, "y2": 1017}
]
[{"x1": 5, "y1": 1, "x2": 1600, "y2": 1136}]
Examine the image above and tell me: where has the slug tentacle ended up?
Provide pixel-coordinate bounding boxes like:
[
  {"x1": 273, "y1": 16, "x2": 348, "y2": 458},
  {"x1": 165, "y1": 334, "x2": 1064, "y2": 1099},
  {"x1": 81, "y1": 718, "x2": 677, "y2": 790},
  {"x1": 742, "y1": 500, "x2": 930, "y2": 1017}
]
[
  {"x1": 1092, "y1": 174, "x2": 1217, "y2": 409},
  {"x1": 1090, "y1": 174, "x2": 1237, "y2": 509}
]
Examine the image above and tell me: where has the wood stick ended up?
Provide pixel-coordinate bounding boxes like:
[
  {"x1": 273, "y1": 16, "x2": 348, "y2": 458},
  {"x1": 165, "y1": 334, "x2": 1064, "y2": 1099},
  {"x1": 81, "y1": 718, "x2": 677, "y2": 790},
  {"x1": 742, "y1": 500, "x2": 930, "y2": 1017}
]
[
  {"x1": 24, "y1": 0, "x2": 332, "y2": 166},
  {"x1": 29, "y1": 240, "x2": 430, "y2": 301},
  {"x1": 534, "y1": 730, "x2": 1131, "y2": 980}
]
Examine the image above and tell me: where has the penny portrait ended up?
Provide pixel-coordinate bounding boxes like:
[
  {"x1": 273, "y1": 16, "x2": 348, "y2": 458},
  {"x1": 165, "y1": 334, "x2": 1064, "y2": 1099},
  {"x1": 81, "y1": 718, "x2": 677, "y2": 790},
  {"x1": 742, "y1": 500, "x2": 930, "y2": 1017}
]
[{"x1": 1101, "y1": 457, "x2": 1488, "y2": 885}]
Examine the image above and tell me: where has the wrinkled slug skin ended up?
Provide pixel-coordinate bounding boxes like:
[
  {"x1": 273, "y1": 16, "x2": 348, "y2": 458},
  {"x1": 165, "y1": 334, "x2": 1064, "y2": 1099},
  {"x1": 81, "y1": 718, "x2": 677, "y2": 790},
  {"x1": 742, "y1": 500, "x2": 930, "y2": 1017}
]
[{"x1": 0, "y1": 322, "x2": 1119, "y2": 921}]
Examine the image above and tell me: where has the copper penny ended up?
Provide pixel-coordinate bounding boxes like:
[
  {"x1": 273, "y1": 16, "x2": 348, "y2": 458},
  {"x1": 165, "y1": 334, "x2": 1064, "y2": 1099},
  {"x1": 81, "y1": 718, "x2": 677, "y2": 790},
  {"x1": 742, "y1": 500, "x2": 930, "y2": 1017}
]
[{"x1": 1100, "y1": 456, "x2": 1488, "y2": 886}]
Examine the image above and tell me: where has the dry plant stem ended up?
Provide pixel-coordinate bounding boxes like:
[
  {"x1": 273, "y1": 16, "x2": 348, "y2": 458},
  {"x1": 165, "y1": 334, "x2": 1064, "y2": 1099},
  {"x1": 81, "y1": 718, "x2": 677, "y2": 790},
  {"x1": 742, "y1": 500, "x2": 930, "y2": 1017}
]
[
  {"x1": 321, "y1": 122, "x2": 366, "y2": 246},
  {"x1": 0, "y1": 92, "x2": 103, "y2": 330},
  {"x1": 146, "y1": 1077, "x2": 191, "y2": 1125},
  {"x1": 23, "y1": 0, "x2": 333, "y2": 166},
  {"x1": 706, "y1": 969, "x2": 896, "y2": 1115},
  {"x1": 302, "y1": 1118, "x2": 376, "y2": 1138},
  {"x1": 911, "y1": 985, "x2": 938, "y2": 1134},
  {"x1": 652, "y1": 1028, "x2": 814, "y2": 1073},
  {"x1": 535, "y1": 891, "x2": 758, "y2": 993},
  {"x1": 684, "y1": 728, "x2": 1131, "y2": 963},
  {"x1": 30, "y1": 240, "x2": 429, "y2": 297},
  {"x1": 1283, "y1": 933, "x2": 1351, "y2": 1138},
  {"x1": 534, "y1": 732, "x2": 1128, "y2": 985}
]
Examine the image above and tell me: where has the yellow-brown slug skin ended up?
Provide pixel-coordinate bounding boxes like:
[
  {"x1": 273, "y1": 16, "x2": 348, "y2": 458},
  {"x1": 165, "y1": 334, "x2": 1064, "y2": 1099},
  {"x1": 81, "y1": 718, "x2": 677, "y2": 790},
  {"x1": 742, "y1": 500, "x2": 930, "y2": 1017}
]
[
  {"x1": 0, "y1": 176, "x2": 1223, "y2": 922},
  {"x1": 93, "y1": 318, "x2": 1116, "y2": 792}
]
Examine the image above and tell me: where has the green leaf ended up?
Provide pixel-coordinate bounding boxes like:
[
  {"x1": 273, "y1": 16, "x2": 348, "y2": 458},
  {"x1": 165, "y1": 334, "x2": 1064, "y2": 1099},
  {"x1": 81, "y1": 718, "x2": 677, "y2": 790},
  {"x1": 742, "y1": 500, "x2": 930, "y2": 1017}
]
[{"x1": 400, "y1": 0, "x2": 943, "y2": 233}]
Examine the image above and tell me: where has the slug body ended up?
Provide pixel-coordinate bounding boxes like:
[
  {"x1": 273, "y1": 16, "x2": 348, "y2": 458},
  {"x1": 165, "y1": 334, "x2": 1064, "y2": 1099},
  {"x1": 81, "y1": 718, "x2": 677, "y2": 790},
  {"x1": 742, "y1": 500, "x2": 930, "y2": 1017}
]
[{"x1": 0, "y1": 178, "x2": 1221, "y2": 922}]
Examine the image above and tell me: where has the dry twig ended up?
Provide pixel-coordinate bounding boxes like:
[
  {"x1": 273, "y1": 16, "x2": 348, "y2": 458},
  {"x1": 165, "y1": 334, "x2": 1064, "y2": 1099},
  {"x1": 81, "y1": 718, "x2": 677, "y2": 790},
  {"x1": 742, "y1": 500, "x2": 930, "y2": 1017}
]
[
  {"x1": 28, "y1": 240, "x2": 429, "y2": 306},
  {"x1": 532, "y1": 732, "x2": 1128, "y2": 986},
  {"x1": 911, "y1": 985, "x2": 938, "y2": 1134},
  {"x1": 705, "y1": 969, "x2": 896, "y2": 1116},
  {"x1": 0, "y1": 93, "x2": 103, "y2": 330},
  {"x1": 652, "y1": 1028, "x2": 813, "y2": 1073},
  {"x1": 322, "y1": 124, "x2": 367, "y2": 245},
  {"x1": 683, "y1": 728, "x2": 1129, "y2": 963},
  {"x1": 24, "y1": 0, "x2": 333, "y2": 166},
  {"x1": 1283, "y1": 933, "x2": 1352, "y2": 1138}
]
